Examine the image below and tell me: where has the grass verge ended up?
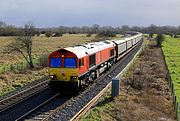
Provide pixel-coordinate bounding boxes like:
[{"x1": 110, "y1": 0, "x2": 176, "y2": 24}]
[{"x1": 162, "y1": 36, "x2": 180, "y2": 101}]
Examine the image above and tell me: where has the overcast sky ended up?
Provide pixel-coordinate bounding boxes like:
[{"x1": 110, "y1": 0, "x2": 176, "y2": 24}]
[{"x1": 0, "y1": 0, "x2": 180, "y2": 27}]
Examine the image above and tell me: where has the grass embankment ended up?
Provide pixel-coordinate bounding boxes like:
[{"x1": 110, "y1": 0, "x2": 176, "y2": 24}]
[
  {"x1": 0, "y1": 34, "x2": 121, "y2": 96},
  {"x1": 162, "y1": 36, "x2": 180, "y2": 101},
  {"x1": 82, "y1": 39, "x2": 175, "y2": 121}
]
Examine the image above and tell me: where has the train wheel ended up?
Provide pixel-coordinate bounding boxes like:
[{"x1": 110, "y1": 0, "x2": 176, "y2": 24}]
[
  {"x1": 106, "y1": 62, "x2": 110, "y2": 71},
  {"x1": 96, "y1": 70, "x2": 100, "y2": 78}
]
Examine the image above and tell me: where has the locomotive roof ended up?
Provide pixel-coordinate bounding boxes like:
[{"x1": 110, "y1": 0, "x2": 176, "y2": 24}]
[{"x1": 64, "y1": 40, "x2": 115, "y2": 58}]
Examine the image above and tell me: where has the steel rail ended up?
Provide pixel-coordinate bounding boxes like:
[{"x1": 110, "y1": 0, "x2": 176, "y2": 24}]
[
  {"x1": 0, "y1": 79, "x2": 49, "y2": 113},
  {"x1": 15, "y1": 93, "x2": 59, "y2": 121}
]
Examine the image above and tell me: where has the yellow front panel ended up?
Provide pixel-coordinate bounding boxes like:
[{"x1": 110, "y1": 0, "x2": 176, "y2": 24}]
[{"x1": 49, "y1": 68, "x2": 78, "y2": 82}]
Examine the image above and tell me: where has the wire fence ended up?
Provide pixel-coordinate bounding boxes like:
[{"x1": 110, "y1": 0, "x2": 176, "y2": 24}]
[
  {"x1": 0, "y1": 54, "x2": 48, "y2": 74},
  {"x1": 161, "y1": 48, "x2": 180, "y2": 121}
]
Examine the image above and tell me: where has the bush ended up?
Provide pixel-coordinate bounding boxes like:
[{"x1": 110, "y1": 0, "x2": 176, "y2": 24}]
[
  {"x1": 45, "y1": 31, "x2": 53, "y2": 38},
  {"x1": 41, "y1": 31, "x2": 45, "y2": 34},
  {"x1": 53, "y1": 32, "x2": 63, "y2": 37},
  {"x1": 69, "y1": 31, "x2": 78, "y2": 34},
  {"x1": 173, "y1": 34, "x2": 180, "y2": 38},
  {"x1": 96, "y1": 31, "x2": 116, "y2": 38},
  {"x1": 36, "y1": 31, "x2": 40, "y2": 36},
  {"x1": 86, "y1": 34, "x2": 92, "y2": 37},
  {"x1": 156, "y1": 34, "x2": 164, "y2": 47},
  {"x1": 149, "y1": 33, "x2": 153, "y2": 38}
]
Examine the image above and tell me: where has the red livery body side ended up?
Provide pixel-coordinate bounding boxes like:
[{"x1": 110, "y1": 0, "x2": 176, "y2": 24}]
[{"x1": 78, "y1": 55, "x2": 88, "y2": 76}]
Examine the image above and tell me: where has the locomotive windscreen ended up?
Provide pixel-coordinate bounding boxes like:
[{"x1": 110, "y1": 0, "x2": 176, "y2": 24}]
[
  {"x1": 50, "y1": 58, "x2": 62, "y2": 67},
  {"x1": 64, "y1": 58, "x2": 76, "y2": 68}
]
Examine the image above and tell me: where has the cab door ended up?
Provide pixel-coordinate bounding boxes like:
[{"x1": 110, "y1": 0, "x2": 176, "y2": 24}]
[{"x1": 78, "y1": 55, "x2": 89, "y2": 76}]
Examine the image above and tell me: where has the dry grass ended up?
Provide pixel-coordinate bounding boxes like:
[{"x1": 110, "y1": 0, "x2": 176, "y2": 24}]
[
  {"x1": 0, "y1": 66, "x2": 48, "y2": 95},
  {"x1": 0, "y1": 34, "x2": 92, "y2": 65},
  {"x1": 113, "y1": 39, "x2": 175, "y2": 121}
]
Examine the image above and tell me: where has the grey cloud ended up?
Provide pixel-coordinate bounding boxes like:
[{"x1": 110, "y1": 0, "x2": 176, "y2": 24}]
[{"x1": 0, "y1": 0, "x2": 180, "y2": 27}]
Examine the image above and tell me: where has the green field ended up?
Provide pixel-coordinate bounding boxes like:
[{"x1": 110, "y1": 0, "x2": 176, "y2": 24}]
[{"x1": 162, "y1": 36, "x2": 180, "y2": 101}]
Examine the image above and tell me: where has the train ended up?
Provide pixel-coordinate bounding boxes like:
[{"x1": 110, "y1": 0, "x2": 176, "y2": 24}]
[{"x1": 48, "y1": 32, "x2": 143, "y2": 91}]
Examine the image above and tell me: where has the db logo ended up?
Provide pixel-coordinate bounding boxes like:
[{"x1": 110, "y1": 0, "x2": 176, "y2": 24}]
[{"x1": 61, "y1": 70, "x2": 65, "y2": 76}]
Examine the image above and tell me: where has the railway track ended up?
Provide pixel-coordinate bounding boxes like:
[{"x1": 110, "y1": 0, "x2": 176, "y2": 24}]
[
  {"x1": 0, "y1": 77, "x2": 50, "y2": 113},
  {"x1": 43, "y1": 39, "x2": 144, "y2": 121},
  {"x1": 15, "y1": 93, "x2": 70, "y2": 121},
  {"x1": 0, "y1": 77, "x2": 70, "y2": 121},
  {"x1": 0, "y1": 38, "x2": 143, "y2": 121},
  {"x1": 15, "y1": 93, "x2": 59, "y2": 121},
  {"x1": 15, "y1": 95, "x2": 76, "y2": 121}
]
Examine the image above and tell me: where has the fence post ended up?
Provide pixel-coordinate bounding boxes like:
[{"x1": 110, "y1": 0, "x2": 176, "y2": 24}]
[
  {"x1": 111, "y1": 78, "x2": 120, "y2": 98},
  {"x1": 177, "y1": 103, "x2": 180, "y2": 121},
  {"x1": 171, "y1": 81, "x2": 174, "y2": 94},
  {"x1": 176, "y1": 102, "x2": 179, "y2": 119},
  {"x1": 174, "y1": 95, "x2": 177, "y2": 111}
]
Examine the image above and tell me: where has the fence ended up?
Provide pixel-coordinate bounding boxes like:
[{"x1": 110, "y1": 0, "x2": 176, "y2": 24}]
[
  {"x1": 0, "y1": 54, "x2": 48, "y2": 74},
  {"x1": 161, "y1": 48, "x2": 180, "y2": 121}
]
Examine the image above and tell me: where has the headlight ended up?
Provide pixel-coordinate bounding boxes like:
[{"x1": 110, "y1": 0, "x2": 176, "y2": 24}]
[
  {"x1": 50, "y1": 75, "x2": 57, "y2": 80},
  {"x1": 70, "y1": 76, "x2": 77, "y2": 79}
]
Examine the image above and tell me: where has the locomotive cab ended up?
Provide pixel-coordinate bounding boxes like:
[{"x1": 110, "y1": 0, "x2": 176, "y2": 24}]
[{"x1": 48, "y1": 49, "x2": 79, "y2": 89}]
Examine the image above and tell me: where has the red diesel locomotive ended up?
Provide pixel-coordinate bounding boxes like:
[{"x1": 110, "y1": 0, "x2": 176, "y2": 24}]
[{"x1": 48, "y1": 32, "x2": 143, "y2": 90}]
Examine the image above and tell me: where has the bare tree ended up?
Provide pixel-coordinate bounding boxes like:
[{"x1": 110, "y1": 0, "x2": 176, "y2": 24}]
[{"x1": 6, "y1": 22, "x2": 35, "y2": 68}]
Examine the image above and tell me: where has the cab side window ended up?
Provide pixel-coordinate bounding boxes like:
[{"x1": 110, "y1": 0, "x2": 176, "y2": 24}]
[
  {"x1": 79, "y1": 58, "x2": 84, "y2": 67},
  {"x1": 110, "y1": 49, "x2": 114, "y2": 56}
]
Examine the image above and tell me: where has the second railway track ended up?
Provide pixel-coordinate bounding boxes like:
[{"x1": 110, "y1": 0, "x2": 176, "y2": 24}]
[
  {"x1": 0, "y1": 77, "x2": 71, "y2": 121},
  {"x1": 0, "y1": 87, "x2": 67, "y2": 121},
  {"x1": 0, "y1": 77, "x2": 49, "y2": 113},
  {"x1": 15, "y1": 93, "x2": 70, "y2": 121}
]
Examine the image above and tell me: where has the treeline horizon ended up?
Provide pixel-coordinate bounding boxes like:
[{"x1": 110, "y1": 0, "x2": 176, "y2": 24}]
[{"x1": 0, "y1": 21, "x2": 180, "y2": 36}]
